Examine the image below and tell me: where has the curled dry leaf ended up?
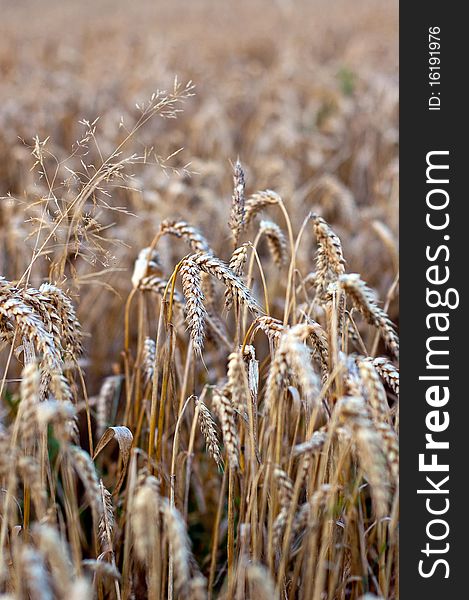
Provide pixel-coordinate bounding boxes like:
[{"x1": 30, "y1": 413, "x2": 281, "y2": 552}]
[{"x1": 93, "y1": 426, "x2": 133, "y2": 495}]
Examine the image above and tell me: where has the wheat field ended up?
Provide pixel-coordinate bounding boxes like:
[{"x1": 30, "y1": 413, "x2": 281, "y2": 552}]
[{"x1": 0, "y1": 1, "x2": 398, "y2": 598}]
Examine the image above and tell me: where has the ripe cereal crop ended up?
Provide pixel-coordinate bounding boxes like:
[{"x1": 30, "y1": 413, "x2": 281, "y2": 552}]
[{"x1": 0, "y1": 1, "x2": 398, "y2": 598}]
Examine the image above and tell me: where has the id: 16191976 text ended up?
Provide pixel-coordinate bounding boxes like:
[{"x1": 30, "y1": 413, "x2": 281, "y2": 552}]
[{"x1": 428, "y1": 26, "x2": 441, "y2": 111}]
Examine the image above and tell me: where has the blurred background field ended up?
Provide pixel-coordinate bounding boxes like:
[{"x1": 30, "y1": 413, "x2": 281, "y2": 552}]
[{"x1": 1, "y1": 0, "x2": 398, "y2": 385}]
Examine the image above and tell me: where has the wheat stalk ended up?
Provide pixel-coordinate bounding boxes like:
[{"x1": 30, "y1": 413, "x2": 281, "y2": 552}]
[
  {"x1": 131, "y1": 475, "x2": 161, "y2": 562},
  {"x1": 371, "y1": 356, "x2": 399, "y2": 395},
  {"x1": 180, "y1": 259, "x2": 207, "y2": 355},
  {"x1": 132, "y1": 246, "x2": 161, "y2": 288},
  {"x1": 229, "y1": 159, "x2": 246, "y2": 247},
  {"x1": 163, "y1": 500, "x2": 192, "y2": 598},
  {"x1": 69, "y1": 446, "x2": 103, "y2": 517},
  {"x1": 190, "y1": 252, "x2": 261, "y2": 314},
  {"x1": 160, "y1": 219, "x2": 211, "y2": 253},
  {"x1": 265, "y1": 324, "x2": 321, "y2": 413},
  {"x1": 338, "y1": 396, "x2": 389, "y2": 518},
  {"x1": 311, "y1": 213, "x2": 346, "y2": 299},
  {"x1": 225, "y1": 243, "x2": 249, "y2": 311},
  {"x1": 244, "y1": 190, "x2": 281, "y2": 228},
  {"x1": 259, "y1": 220, "x2": 287, "y2": 267},
  {"x1": 196, "y1": 398, "x2": 222, "y2": 468},
  {"x1": 212, "y1": 388, "x2": 239, "y2": 469},
  {"x1": 339, "y1": 273, "x2": 399, "y2": 359}
]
